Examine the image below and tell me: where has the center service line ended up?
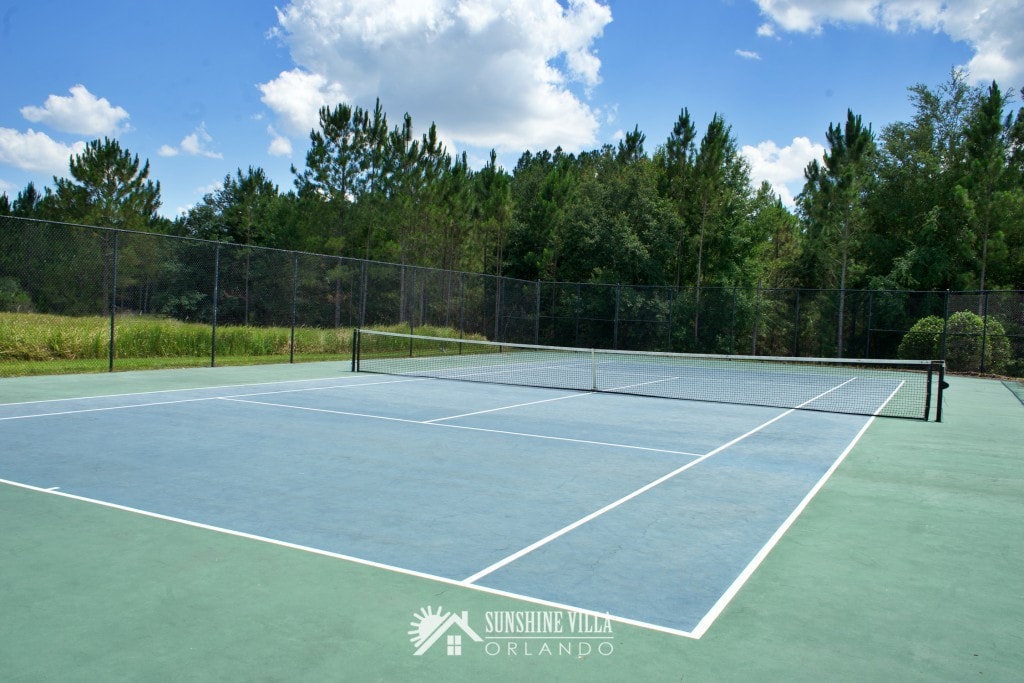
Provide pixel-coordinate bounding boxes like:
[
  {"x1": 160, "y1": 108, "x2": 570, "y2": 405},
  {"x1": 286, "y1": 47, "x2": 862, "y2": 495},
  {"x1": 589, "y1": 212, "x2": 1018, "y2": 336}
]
[{"x1": 461, "y1": 378, "x2": 857, "y2": 585}]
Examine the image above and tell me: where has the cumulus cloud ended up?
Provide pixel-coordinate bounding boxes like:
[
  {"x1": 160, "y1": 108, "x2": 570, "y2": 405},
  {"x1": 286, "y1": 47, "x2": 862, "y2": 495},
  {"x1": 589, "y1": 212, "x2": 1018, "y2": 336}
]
[
  {"x1": 736, "y1": 49, "x2": 761, "y2": 60},
  {"x1": 267, "y1": 125, "x2": 293, "y2": 156},
  {"x1": 263, "y1": 0, "x2": 612, "y2": 155},
  {"x1": 158, "y1": 123, "x2": 223, "y2": 159},
  {"x1": 753, "y1": 0, "x2": 1024, "y2": 84},
  {"x1": 0, "y1": 127, "x2": 86, "y2": 174},
  {"x1": 741, "y1": 136, "x2": 825, "y2": 207},
  {"x1": 258, "y1": 68, "x2": 348, "y2": 138},
  {"x1": 20, "y1": 85, "x2": 129, "y2": 136}
]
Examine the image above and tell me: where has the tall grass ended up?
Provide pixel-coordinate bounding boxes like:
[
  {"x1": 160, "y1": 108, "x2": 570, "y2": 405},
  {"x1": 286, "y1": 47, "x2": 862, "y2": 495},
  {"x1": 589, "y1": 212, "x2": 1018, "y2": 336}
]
[{"x1": 0, "y1": 312, "x2": 479, "y2": 376}]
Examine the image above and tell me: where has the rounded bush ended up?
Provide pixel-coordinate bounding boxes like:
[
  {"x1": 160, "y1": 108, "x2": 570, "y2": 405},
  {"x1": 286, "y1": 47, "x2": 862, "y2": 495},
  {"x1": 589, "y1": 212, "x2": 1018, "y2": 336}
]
[
  {"x1": 897, "y1": 315, "x2": 944, "y2": 361},
  {"x1": 899, "y1": 311, "x2": 1011, "y2": 373},
  {"x1": 945, "y1": 311, "x2": 1011, "y2": 373}
]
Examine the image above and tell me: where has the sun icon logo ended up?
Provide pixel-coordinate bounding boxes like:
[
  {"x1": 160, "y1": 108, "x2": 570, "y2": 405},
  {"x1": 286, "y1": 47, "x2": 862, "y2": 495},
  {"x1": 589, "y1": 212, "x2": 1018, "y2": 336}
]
[
  {"x1": 409, "y1": 606, "x2": 449, "y2": 649},
  {"x1": 408, "y1": 606, "x2": 483, "y2": 656}
]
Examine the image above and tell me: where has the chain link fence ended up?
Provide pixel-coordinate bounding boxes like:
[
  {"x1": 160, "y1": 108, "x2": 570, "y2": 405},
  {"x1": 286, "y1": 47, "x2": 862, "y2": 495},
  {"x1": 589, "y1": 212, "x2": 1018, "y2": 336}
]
[{"x1": 1, "y1": 216, "x2": 1022, "y2": 376}]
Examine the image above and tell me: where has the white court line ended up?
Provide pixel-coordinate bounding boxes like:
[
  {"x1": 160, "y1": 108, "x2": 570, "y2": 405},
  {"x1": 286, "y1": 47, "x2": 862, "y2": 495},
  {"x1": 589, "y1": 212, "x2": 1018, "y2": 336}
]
[
  {"x1": 0, "y1": 396, "x2": 222, "y2": 421},
  {"x1": 0, "y1": 373, "x2": 404, "y2": 408},
  {"x1": 0, "y1": 476, "x2": 701, "y2": 639},
  {"x1": 424, "y1": 391, "x2": 594, "y2": 423},
  {"x1": 0, "y1": 378, "x2": 424, "y2": 421},
  {"x1": 0, "y1": 374, "x2": 890, "y2": 641},
  {"x1": 222, "y1": 397, "x2": 703, "y2": 457},
  {"x1": 460, "y1": 377, "x2": 857, "y2": 585},
  {"x1": 688, "y1": 378, "x2": 904, "y2": 638},
  {"x1": 420, "y1": 370, "x2": 692, "y2": 423}
]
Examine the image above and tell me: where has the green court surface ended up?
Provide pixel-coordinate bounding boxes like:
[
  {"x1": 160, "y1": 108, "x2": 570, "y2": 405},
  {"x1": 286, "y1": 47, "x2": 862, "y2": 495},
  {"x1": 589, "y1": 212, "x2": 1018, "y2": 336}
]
[{"x1": 1, "y1": 366, "x2": 1022, "y2": 681}]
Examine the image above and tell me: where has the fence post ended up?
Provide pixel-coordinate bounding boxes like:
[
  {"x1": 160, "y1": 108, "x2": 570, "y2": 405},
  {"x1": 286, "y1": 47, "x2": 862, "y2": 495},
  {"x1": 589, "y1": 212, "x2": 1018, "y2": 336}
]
[
  {"x1": 940, "y1": 289, "x2": 950, "y2": 363},
  {"x1": 793, "y1": 289, "x2": 801, "y2": 357},
  {"x1": 289, "y1": 253, "x2": 298, "y2": 363},
  {"x1": 410, "y1": 268, "x2": 417, "y2": 337},
  {"x1": 211, "y1": 244, "x2": 220, "y2": 367},
  {"x1": 493, "y1": 275, "x2": 502, "y2": 342},
  {"x1": 459, "y1": 272, "x2": 466, "y2": 340},
  {"x1": 108, "y1": 231, "x2": 119, "y2": 372},
  {"x1": 980, "y1": 290, "x2": 990, "y2": 373},
  {"x1": 574, "y1": 283, "x2": 581, "y2": 348},
  {"x1": 730, "y1": 286, "x2": 737, "y2": 355},
  {"x1": 614, "y1": 284, "x2": 621, "y2": 350},
  {"x1": 752, "y1": 280, "x2": 762, "y2": 355},
  {"x1": 244, "y1": 248, "x2": 251, "y2": 326},
  {"x1": 865, "y1": 290, "x2": 874, "y2": 358},
  {"x1": 359, "y1": 261, "x2": 368, "y2": 328},
  {"x1": 535, "y1": 280, "x2": 541, "y2": 345},
  {"x1": 667, "y1": 287, "x2": 675, "y2": 352}
]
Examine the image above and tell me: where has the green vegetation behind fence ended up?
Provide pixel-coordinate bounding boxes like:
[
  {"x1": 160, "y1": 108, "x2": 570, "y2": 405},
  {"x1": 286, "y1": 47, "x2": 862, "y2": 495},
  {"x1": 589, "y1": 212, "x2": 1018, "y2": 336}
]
[{"x1": 1, "y1": 217, "x2": 1022, "y2": 377}]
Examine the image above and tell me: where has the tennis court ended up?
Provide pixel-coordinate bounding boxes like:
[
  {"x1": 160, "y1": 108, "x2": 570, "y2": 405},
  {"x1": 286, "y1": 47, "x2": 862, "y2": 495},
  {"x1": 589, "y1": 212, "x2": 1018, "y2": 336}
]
[{"x1": 1, "y1": 340, "x2": 1021, "y2": 681}]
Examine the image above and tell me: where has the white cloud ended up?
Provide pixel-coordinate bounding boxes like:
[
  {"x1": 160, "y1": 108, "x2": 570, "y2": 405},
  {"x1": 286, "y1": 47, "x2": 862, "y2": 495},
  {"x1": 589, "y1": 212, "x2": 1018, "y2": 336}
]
[
  {"x1": 0, "y1": 127, "x2": 86, "y2": 173},
  {"x1": 258, "y1": 68, "x2": 348, "y2": 139},
  {"x1": 267, "y1": 125, "x2": 293, "y2": 156},
  {"x1": 20, "y1": 85, "x2": 129, "y2": 136},
  {"x1": 197, "y1": 180, "x2": 222, "y2": 196},
  {"x1": 741, "y1": 136, "x2": 825, "y2": 207},
  {"x1": 753, "y1": 0, "x2": 1024, "y2": 85},
  {"x1": 264, "y1": 0, "x2": 612, "y2": 155},
  {"x1": 736, "y1": 49, "x2": 761, "y2": 60},
  {"x1": 158, "y1": 123, "x2": 223, "y2": 159}
]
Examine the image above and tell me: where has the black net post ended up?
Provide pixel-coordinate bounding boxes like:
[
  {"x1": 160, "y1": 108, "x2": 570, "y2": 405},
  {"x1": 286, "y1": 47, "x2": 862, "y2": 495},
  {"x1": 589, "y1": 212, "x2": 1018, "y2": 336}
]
[
  {"x1": 936, "y1": 362, "x2": 947, "y2": 422},
  {"x1": 351, "y1": 328, "x2": 359, "y2": 372}
]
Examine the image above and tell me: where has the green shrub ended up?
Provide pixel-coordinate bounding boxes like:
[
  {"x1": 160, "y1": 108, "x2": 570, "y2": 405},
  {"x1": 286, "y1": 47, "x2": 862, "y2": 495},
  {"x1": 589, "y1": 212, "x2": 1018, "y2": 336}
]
[
  {"x1": 945, "y1": 311, "x2": 1011, "y2": 373},
  {"x1": 899, "y1": 311, "x2": 1011, "y2": 373},
  {"x1": 897, "y1": 315, "x2": 944, "y2": 361},
  {"x1": 0, "y1": 277, "x2": 33, "y2": 312}
]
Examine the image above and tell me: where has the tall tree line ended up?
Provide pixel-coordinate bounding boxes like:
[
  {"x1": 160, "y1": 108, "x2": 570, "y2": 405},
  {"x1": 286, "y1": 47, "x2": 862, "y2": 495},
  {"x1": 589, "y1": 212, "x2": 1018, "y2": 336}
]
[{"x1": 4, "y1": 71, "x2": 1023, "y2": 294}]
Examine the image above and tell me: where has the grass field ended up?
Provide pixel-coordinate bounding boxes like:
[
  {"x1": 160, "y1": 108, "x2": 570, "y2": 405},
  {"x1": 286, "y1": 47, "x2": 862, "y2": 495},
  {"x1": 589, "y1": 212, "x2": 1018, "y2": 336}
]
[{"x1": 0, "y1": 312, "x2": 474, "y2": 377}]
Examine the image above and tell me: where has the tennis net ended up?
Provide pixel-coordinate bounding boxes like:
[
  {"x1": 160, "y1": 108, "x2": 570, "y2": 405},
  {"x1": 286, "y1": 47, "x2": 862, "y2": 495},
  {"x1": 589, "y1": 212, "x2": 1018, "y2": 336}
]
[{"x1": 353, "y1": 330, "x2": 945, "y2": 421}]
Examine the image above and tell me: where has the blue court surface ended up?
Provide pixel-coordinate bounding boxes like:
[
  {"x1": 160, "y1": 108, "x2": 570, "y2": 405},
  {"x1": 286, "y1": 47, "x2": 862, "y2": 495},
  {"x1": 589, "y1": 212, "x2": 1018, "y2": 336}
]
[{"x1": 0, "y1": 370, "x2": 881, "y2": 637}]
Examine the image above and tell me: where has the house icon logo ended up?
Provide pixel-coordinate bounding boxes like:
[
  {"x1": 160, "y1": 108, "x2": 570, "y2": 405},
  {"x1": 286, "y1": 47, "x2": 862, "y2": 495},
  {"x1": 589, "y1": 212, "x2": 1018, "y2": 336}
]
[{"x1": 408, "y1": 606, "x2": 483, "y2": 656}]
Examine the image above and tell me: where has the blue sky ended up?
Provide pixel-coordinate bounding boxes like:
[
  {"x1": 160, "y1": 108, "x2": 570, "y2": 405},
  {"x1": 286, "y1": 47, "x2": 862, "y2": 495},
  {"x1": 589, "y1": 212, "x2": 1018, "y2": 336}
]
[{"x1": 1, "y1": 1, "x2": 1020, "y2": 218}]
